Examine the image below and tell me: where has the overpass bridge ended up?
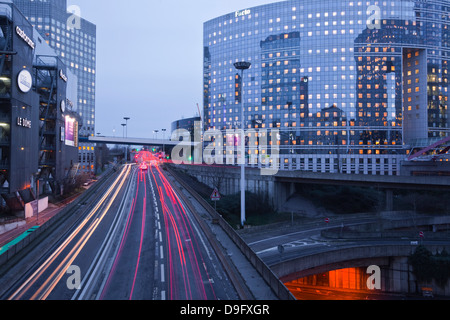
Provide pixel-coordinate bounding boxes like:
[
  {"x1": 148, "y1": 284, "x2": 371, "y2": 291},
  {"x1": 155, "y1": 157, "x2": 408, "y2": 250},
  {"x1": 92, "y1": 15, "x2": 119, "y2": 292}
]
[
  {"x1": 79, "y1": 135, "x2": 197, "y2": 148},
  {"x1": 238, "y1": 211, "x2": 450, "y2": 298},
  {"x1": 272, "y1": 242, "x2": 450, "y2": 297},
  {"x1": 168, "y1": 163, "x2": 450, "y2": 298},
  {"x1": 172, "y1": 163, "x2": 450, "y2": 211}
]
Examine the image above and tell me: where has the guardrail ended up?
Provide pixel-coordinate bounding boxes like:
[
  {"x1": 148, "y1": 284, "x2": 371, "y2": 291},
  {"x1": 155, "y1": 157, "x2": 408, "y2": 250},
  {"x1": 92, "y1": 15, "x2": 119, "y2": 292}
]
[
  {"x1": 165, "y1": 164, "x2": 296, "y2": 300},
  {"x1": 0, "y1": 165, "x2": 121, "y2": 268}
]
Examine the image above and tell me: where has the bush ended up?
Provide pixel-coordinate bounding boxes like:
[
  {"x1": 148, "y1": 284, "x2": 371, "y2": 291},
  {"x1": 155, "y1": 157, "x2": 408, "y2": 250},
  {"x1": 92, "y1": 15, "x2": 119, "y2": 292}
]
[
  {"x1": 409, "y1": 246, "x2": 450, "y2": 288},
  {"x1": 297, "y1": 184, "x2": 381, "y2": 214},
  {"x1": 208, "y1": 191, "x2": 275, "y2": 226},
  {"x1": 408, "y1": 246, "x2": 434, "y2": 283}
]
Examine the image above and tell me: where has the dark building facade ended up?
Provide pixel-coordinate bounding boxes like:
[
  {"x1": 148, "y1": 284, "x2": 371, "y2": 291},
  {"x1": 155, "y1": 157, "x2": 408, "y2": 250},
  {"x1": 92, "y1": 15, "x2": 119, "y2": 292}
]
[
  {"x1": 0, "y1": 0, "x2": 80, "y2": 213},
  {"x1": 171, "y1": 116, "x2": 202, "y2": 139},
  {"x1": 33, "y1": 52, "x2": 79, "y2": 195},
  {"x1": 0, "y1": 1, "x2": 39, "y2": 210},
  {"x1": 14, "y1": 0, "x2": 97, "y2": 174}
]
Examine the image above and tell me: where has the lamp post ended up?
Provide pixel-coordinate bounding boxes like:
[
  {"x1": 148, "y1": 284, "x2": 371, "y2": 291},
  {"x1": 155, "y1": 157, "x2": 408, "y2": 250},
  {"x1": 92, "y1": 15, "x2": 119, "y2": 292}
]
[
  {"x1": 162, "y1": 128, "x2": 167, "y2": 157},
  {"x1": 234, "y1": 61, "x2": 251, "y2": 228},
  {"x1": 121, "y1": 123, "x2": 126, "y2": 163},
  {"x1": 124, "y1": 117, "x2": 130, "y2": 137},
  {"x1": 34, "y1": 169, "x2": 41, "y2": 225},
  {"x1": 124, "y1": 117, "x2": 130, "y2": 162}
]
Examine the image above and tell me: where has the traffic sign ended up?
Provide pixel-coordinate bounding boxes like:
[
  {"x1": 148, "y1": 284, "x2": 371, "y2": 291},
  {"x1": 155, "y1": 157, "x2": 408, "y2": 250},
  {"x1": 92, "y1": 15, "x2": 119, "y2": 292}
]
[
  {"x1": 325, "y1": 218, "x2": 330, "y2": 224},
  {"x1": 211, "y1": 188, "x2": 221, "y2": 201},
  {"x1": 419, "y1": 231, "x2": 424, "y2": 238}
]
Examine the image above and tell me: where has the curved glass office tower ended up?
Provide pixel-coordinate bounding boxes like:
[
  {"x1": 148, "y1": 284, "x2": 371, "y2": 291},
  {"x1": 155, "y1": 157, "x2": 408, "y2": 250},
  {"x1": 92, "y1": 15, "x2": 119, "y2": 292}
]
[{"x1": 203, "y1": 0, "x2": 450, "y2": 175}]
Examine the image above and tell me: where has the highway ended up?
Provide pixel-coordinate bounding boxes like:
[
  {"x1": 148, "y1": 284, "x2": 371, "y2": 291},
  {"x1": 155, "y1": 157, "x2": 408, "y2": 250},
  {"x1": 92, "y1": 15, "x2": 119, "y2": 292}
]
[
  {"x1": 242, "y1": 217, "x2": 376, "y2": 266},
  {"x1": 0, "y1": 160, "x2": 238, "y2": 300},
  {"x1": 239, "y1": 217, "x2": 450, "y2": 300}
]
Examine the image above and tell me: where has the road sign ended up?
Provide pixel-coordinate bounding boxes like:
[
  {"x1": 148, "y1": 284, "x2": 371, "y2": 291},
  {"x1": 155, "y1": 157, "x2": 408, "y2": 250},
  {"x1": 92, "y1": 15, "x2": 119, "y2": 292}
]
[
  {"x1": 419, "y1": 231, "x2": 424, "y2": 238},
  {"x1": 211, "y1": 188, "x2": 221, "y2": 201},
  {"x1": 325, "y1": 218, "x2": 330, "y2": 224}
]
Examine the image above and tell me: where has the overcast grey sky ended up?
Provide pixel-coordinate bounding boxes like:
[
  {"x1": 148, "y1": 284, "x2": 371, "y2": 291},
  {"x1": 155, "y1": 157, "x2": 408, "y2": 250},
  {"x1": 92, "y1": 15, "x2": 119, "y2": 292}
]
[{"x1": 67, "y1": 0, "x2": 279, "y2": 139}]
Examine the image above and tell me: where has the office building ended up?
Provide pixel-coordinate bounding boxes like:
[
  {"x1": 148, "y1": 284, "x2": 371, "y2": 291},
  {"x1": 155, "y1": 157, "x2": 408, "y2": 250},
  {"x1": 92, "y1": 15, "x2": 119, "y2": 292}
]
[
  {"x1": 33, "y1": 29, "x2": 80, "y2": 196},
  {"x1": 0, "y1": 0, "x2": 39, "y2": 210},
  {"x1": 203, "y1": 0, "x2": 450, "y2": 175},
  {"x1": 14, "y1": 0, "x2": 97, "y2": 174},
  {"x1": 0, "y1": 0, "x2": 79, "y2": 214}
]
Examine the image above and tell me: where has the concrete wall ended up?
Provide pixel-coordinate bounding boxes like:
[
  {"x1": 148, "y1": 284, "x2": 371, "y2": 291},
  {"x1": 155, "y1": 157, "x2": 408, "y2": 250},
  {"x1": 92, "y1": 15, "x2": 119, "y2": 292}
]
[
  {"x1": 173, "y1": 163, "x2": 450, "y2": 213},
  {"x1": 24, "y1": 197, "x2": 49, "y2": 219},
  {"x1": 271, "y1": 244, "x2": 450, "y2": 296},
  {"x1": 175, "y1": 164, "x2": 279, "y2": 208},
  {"x1": 0, "y1": 220, "x2": 26, "y2": 235}
]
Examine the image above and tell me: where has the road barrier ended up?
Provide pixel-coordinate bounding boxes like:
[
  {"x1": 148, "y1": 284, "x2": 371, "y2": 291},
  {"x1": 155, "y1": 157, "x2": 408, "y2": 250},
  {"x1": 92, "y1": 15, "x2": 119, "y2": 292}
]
[{"x1": 165, "y1": 164, "x2": 296, "y2": 300}]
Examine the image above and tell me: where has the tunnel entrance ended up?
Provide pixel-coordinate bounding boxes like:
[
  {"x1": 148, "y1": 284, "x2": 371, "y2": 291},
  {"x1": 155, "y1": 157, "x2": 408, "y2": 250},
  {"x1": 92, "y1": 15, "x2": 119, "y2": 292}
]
[{"x1": 284, "y1": 267, "x2": 390, "y2": 300}]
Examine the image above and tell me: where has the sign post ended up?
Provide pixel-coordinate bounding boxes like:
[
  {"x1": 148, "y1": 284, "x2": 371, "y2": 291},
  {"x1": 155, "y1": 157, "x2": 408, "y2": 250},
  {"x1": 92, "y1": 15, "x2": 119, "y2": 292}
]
[
  {"x1": 419, "y1": 231, "x2": 424, "y2": 244},
  {"x1": 211, "y1": 188, "x2": 221, "y2": 211}
]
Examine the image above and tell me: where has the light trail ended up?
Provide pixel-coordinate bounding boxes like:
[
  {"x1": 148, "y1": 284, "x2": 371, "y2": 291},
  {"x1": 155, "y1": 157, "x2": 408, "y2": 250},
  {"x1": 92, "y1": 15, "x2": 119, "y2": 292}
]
[
  {"x1": 99, "y1": 166, "x2": 141, "y2": 300},
  {"x1": 149, "y1": 161, "x2": 214, "y2": 300},
  {"x1": 99, "y1": 165, "x2": 155, "y2": 300},
  {"x1": 129, "y1": 168, "x2": 147, "y2": 300},
  {"x1": 8, "y1": 165, "x2": 132, "y2": 300}
]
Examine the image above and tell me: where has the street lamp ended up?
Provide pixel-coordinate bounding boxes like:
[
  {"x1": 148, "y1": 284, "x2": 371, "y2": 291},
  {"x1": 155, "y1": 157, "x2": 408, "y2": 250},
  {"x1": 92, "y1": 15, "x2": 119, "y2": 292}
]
[
  {"x1": 34, "y1": 169, "x2": 41, "y2": 225},
  {"x1": 234, "y1": 61, "x2": 251, "y2": 228},
  {"x1": 124, "y1": 117, "x2": 130, "y2": 137},
  {"x1": 162, "y1": 129, "x2": 167, "y2": 156},
  {"x1": 121, "y1": 123, "x2": 126, "y2": 163},
  {"x1": 124, "y1": 117, "x2": 130, "y2": 163}
]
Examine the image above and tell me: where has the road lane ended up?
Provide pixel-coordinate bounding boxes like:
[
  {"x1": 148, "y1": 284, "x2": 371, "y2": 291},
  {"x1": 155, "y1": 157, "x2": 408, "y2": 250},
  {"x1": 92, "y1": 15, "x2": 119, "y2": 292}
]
[
  {"x1": 99, "y1": 166, "x2": 156, "y2": 300},
  {"x1": 150, "y1": 162, "x2": 217, "y2": 300},
  {"x1": 6, "y1": 164, "x2": 133, "y2": 300},
  {"x1": 3, "y1": 159, "x2": 240, "y2": 301}
]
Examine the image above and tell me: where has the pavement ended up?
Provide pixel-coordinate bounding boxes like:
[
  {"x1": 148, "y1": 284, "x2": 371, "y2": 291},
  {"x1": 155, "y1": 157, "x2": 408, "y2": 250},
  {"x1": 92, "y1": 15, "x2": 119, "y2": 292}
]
[
  {"x1": 0, "y1": 203, "x2": 65, "y2": 249},
  {"x1": 0, "y1": 192, "x2": 85, "y2": 247}
]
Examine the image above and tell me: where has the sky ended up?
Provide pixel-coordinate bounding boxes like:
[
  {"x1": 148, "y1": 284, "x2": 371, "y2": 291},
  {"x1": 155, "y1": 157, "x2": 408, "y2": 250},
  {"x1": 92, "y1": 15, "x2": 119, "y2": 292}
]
[{"x1": 67, "y1": 0, "x2": 279, "y2": 139}]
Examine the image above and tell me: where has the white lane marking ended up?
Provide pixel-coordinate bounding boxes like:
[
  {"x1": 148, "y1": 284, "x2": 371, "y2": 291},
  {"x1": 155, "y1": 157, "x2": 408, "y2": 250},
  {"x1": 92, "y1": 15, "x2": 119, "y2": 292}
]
[{"x1": 161, "y1": 264, "x2": 165, "y2": 283}]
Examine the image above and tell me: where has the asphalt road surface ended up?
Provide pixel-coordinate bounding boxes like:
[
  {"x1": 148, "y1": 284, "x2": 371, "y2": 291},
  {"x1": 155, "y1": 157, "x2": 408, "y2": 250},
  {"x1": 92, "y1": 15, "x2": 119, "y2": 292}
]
[{"x1": 1, "y1": 161, "x2": 238, "y2": 300}]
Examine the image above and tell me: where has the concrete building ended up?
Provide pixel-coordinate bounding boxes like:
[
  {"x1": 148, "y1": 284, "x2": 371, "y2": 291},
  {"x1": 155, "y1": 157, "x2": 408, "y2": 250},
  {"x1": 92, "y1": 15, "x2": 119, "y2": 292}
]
[
  {"x1": 33, "y1": 31, "x2": 80, "y2": 196},
  {"x1": 14, "y1": 0, "x2": 97, "y2": 174},
  {"x1": 0, "y1": 0, "x2": 80, "y2": 214}
]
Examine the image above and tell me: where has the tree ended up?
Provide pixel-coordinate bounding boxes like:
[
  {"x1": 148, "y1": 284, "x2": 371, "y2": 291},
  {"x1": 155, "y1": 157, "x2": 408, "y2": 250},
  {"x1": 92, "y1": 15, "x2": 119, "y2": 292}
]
[
  {"x1": 409, "y1": 246, "x2": 450, "y2": 287},
  {"x1": 408, "y1": 246, "x2": 434, "y2": 282}
]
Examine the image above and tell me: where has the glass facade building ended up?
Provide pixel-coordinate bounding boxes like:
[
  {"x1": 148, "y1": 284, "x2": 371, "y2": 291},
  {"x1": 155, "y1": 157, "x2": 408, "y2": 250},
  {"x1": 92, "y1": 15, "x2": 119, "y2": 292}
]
[
  {"x1": 203, "y1": 0, "x2": 450, "y2": 175},
  {"x1": 14, "y1": 0, "x2": 96, "y2": 174}
]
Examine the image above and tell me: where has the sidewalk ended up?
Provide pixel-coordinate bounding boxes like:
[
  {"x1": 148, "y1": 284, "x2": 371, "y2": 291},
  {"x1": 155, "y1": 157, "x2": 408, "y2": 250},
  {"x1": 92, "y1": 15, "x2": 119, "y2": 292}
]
[{"x1": 0, "y1": 203, "x2": 64, "y2": 249}]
